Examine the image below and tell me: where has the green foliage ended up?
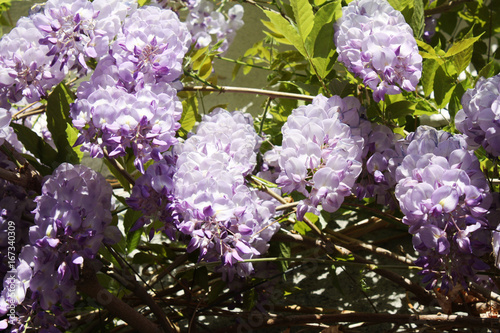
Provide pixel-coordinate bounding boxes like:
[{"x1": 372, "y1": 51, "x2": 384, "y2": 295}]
[{"x1": 46, "y1": 83, "x2": 82, "y2": 164}]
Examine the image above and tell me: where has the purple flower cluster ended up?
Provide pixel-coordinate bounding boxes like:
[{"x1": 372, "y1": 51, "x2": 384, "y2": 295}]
[
  {"x1": 0, "y1": 163, "x2": 118, "y2": 331},
  {"x1": 0, "y1": 17, "x2": 65, "y2": 105},
  {"x1": 455, "y1": 73, "x2": 500, "y2": 157},
  {"x1": 127, "y1": 152, "x2": 179, "y2": 240},
  {"x1": 395, "y1": 126, "x2": 493, "y2": 292},
  {"x1": 185, "y1": 0, "x2": 244, "y2": 53},
  {"x1": 274, "y1": 95, "x2": 364, "y2": 220},
  {"x1": 31, "y1": 0, "x2": 134, "y2": 74},
  {"x1": 334, "y1": 0, "x2": 422, "y2": 102},
  {"x1": 70, "y1": 5, "x2": 191, "y2": 172},
  {"x1": 0, "y1": 152, "x2": 34, "y2": 330},
  {"x1": 174, "y1": 109, "x2": 279, "y2": 281},
  {"x1": 354, "y1": 123, "x2": 404, "y2": 209}
]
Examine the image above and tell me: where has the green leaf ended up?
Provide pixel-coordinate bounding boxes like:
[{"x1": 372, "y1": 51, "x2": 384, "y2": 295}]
[
  {"x1": 290, "y1": 0, "x2": 314, "y2": 43},
  {"x1": 445, "y1": 33, "x2": 484, "y2": 58},
  {"x1": 126, "y1": 229, "x2": 142, "y2": 254},
  {"x1": 263, "y1": 11, "x2": 307, "y2": 58},
  {"x1": 10, "y1": 123, "x2": 58, "y2": 169},
  {"x1": 194, "y1": 267, "x2": 209, "y2": 292},
  {"x1": 433, "y1": 65, "x2": 456, "y2": 109},
  {"x1": 293, "y1": 220, "x2": 311, "y2": 235},
  {"x1": 410, "y1": 0, "x2": 424, "y2": 39},
  {"x1": 279, "y1": 242, "x2": 291, "y2": 275},
  {"x1": 386, "y1": 100, "x2": 415, "y2": 120},
  {"x1": 180, "y1": 94, "x2": 199, "y2": 135},
  {"x1": 46, "y1": 83, "x2": 80, "y2": 164},
  {"x1": 421, "y1": 59, "x2": 439, "y2": 97},
  {"x1": 123, "y1": 208, "x2": 143, "y2": 233},
  {"x1": 414, "y1": 99, "x2": 439, "y2": 116},
  {"x1": 305, "y1": 1, "x2": 342, "y2": 78},
  {"x1": 476, "y1": 59, "x2": 496, "y2": 81}
]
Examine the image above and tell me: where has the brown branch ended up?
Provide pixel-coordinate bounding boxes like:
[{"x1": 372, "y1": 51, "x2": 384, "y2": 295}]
[
  {"x1": 259, "y1": 312, "x2": 500, "y2": 329},
  {"x1": 424, "y1": 0, "x2": 474, "y2": 16},
  {"x1": 0, "y1": 142, "x2": 43, "y2": 192},
  {"x1": 182, "y1": 85, "x2": 314, "y2": 101},
  {"x1": 106, "y1": 246, "x2": 179, "y2": 333},
  {"x1": 77, "y1": 263, "x2": 162, "y2": 333}
]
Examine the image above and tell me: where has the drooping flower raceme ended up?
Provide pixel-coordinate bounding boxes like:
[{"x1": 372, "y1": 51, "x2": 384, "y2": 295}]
[
  {"x1": 0, "y1": 17, "x2": 65, "y2": 104},
  {"x1": 110, "y1": 5, "x2": 192, "y2": 89},
  {"x1": 354, "y1": 123, "x2": 404, "y2": 209},
  {"x1": 395, "y1": 126, "x2": 493, "y2": 292},
  {"x1": 0, "y1": 152, "x2": 34, "y2": 332},
  {"x1": 275, "y1": 95, "x2": 364, "y2": 220},
  {"x1": 71, "y1": 79, "x2": 183, "y2": 172},
  {"x1": 455, "y1": 73, "x2": 500, "y2": 157},
  {"x1": 0, "y1": 163, "x2": 119, "y2": 332},
  {"x1": 185, "y1": 0, "x2": 244, "y2": 53},
  {"x1": 127, "y1": 152, "x2": 179, "y2": 240},
  {"x1": 31, "y1": 0, "x2": 135, "y2": 74},
  {"x1": 174, "y1": 109, "x2": 279, "y2": 281},
  {"x1": 334, "y1": 0, "x2": 422, "y2": 102},
  {"x1": 70, "y1": 5, "x2": 191, "y2": 172}
]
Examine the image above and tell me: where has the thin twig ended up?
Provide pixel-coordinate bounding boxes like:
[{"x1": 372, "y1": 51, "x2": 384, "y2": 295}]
[
  {"x1": 77, "y1": 263, "x2": 162, "y2": 333},
  {"x1": 182, "y1": 85, "x2": 314, "y2": 101},
  {"x1": 102, "y1": 149, "x2": 136, "y2": 186},
  {"x1": 424, "y1": 0, "x2": 474, "y2": 16}
]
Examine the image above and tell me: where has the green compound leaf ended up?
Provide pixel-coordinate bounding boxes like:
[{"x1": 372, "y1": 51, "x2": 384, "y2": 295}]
[
  {"x1": 11, "y1": 123, "x2": 58, "y2": 169},
  {"x1": 180, "y1": 94, "x2": 200, "y2": 136},
  {"x1": 305, "y1": 1, "x2": 342, "y2": 79},
  {"x1": 433, "y1": 65, "x2": 456, "y2": 109},
  {"x1": 290, "y1": 0, "x2": 314, "y2": 44},
  {"x1": 263, "y1": 10, "x2": 307, "y2": 58},
  {"x1": 46, "y1": 83, "x2": 82, "y2": 164}
]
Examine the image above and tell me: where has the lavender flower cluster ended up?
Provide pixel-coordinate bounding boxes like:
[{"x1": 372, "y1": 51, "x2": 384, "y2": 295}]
[
  {"x1": 456, "y1": 73, "x2": 500, "y2": 157},
  {"x1": 70, "y1": 5, "x2": 191, "y2": 172},
  {"x1": 395, "y1": 126, "x2": 493, "y2": 291},
  {"x1": 354, "y1": 123, "x2": 404, "y2": 209},
  {"x1": 0, "y1": 163, "x2": 118, "y2": 332},
  {"x1": 126, "y1": 152, "x2": 178, "y2": 240},
  {"x1": 31, "y1": 0, "x2": 133, "y2": 74},
  {"x1": 127, "y1": 109, "x2": 279, "y2": 281},
  {"x1": 151, "y1": 0, "x2": 244, "y2": 54},
  {"x1": 334, "y1": 0, "x2": 422, "y2": 102},
  {"x1": 273, "y1": 95, "x2": 364, "y2": 220},
  {"x1": 185, "y1": 0, "x2": 244, "y2": 53},
  {"x1": 174, "y1": 109, "x2": 279, "y2": 281}
]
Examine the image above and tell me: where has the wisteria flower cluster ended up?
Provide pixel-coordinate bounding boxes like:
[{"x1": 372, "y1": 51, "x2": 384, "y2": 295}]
[
  {"x1": 334, "y1": 0, "x2": 422, "y2": 102},
  {"x1": 0, "y1": 17, "x2": 65, "y2": 105},
  {"x1": 31, "y1": 0, "x2": 134, "y2": 74},
  {"x1": 456, "y1": 73, "x2": 500, "y2": 157},
  {"x1": 274, "y1": 95, "x2": 364, "y2": 220},
  {"x1": 174, "y1": 109, "x2": 279, "y2": 280},
  {"x1": 126, "y1": 152, "x2": 179, "y2": 240},
  {"x1": 0, "y1": 163, "x2": 118, "y2": 331},
  {"x1": 354, "y1": 123, "x2": 404, "y2": 209},
  {"x1": 70, "y1": 5, "x2": 191, "y2": 172},
  {"x1": 185, "y1": 0, "x2": 244, "y2": 53},
  {"x1": 395, "y1": 126, "x2": 493, "y2": 291}
]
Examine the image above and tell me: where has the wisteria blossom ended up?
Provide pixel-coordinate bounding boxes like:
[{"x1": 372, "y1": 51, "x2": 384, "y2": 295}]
[
  {"x1": 185, "y1": 0, "x2": 244, "y2": 53},
  {"x1": 0, "y1": 163, "x2": 118, "y2": 332},
  {"x1": 127, "y1": 152, "x2": 179, "y2": 239},
  {"x1": 174, "y1": 109, "x2": 279, "y2": 281},
  {"x1": 0, "y1": 17, "x2": 65, "y2": 104},
  {"x1": 70, "y1": 5, "x2": 191, "y2": 172},
  {"x1": 274, "y1": 95, "x2": 364, "y2": 220},
  {"x1": 395, "y1": 126, "x2": 493, "y2": 292},
  {"x1": 334, "y1": 0, "x2": 422, "y2": 102},
  {"x1": 455, "y1": 73, "x2": 500, "y2": 157},
  {"x1": 31, "y1": 0, "x2": 135, "y2": 74}
]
